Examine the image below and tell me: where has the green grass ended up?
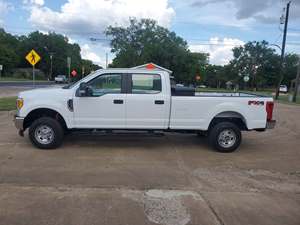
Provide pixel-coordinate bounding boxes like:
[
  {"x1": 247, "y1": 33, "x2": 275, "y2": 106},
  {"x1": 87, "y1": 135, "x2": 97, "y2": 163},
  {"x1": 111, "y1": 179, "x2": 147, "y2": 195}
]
[
  {"x1": 277, "y1": 95, "x2": 300, "y2": 105},
  {"x1": 0, "y1": 96, "x2": 17, "y2": 111}
]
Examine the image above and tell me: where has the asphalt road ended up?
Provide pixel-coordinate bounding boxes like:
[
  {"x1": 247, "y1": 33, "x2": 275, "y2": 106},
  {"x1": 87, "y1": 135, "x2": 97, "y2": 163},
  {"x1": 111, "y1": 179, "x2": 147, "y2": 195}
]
[
  {"x1": 0, "y1": 103, "x2": 299, "y2": 225},
  {"x1": 0, "y1": 84, "x2": 63, "y2": 97},
  {"x1": 0, "y1": 81, "x2": 55, "y2": 87}
]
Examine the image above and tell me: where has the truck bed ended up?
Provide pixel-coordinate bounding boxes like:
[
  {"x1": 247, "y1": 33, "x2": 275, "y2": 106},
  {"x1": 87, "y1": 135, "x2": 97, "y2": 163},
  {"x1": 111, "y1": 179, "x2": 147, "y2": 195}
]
[
  {"x1": 169, "y1": 92, "x2": 273, "y2": 131},
  {"x1": 195, "y1": 92, "x2": 267, "y2": 97}
]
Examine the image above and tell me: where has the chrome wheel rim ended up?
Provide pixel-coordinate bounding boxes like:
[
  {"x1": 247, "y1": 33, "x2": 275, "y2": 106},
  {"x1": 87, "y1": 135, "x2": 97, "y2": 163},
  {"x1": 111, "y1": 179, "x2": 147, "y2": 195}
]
[
  {"x1": 35, "y1": 125, "x2": 54, "y2": 145},
  {"x1": 218, "y1": 129, "x2": 236, "y2": 148}
]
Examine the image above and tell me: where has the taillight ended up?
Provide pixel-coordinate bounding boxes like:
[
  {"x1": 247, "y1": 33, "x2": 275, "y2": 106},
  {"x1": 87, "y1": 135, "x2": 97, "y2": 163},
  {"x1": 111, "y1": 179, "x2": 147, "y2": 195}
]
[{"x1": 266, "y1": 101, "x2": 274, "y2": 121}]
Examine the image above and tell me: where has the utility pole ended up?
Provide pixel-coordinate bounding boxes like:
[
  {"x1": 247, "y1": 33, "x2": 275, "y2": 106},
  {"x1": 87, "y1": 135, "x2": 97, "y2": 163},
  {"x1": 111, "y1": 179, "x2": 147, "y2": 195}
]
[
  {"x1": 275, "y1": 1, "x2": 291, "y2": 100},
  {"x1": 106, "y1": 53, "x2": 108, "y2": 69},
  {"x1": 0, "y1": 65, "x2": 2, "y2": 79},
  {"x1": 67, "y1": 57, "x2": 71, "y2": 83},
  {"x1": 49, "y1": 53, "x2": 53, "y2": 80},
  {"x1": 44, "y1": 47, "x2": 54, "y2": 80},
  {"x1": 292, "y1": 56, "x2": 300, "y2": 103}
]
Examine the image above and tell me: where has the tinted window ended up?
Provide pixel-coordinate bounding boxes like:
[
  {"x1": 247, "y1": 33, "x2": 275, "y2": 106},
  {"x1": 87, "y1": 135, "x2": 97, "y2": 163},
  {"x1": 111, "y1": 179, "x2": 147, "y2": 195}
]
[
  {"x1": 88, "y1": 74, "x2": 121, "y2": 96},
  {"x1": 132, "y1": 74, "x2": 161, "y2": 94}
]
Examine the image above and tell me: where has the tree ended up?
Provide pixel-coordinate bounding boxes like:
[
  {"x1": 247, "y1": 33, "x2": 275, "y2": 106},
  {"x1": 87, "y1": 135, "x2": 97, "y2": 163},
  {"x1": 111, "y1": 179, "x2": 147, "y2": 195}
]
[
  {"x1": 18, "y1": 32, "x2": 82, "y2": 79},
  {"x1": 0, "y1": 29, "x2": 101, "y2": 79},
  {"x1": 82, "y1": 59, "x2": 102, "y2": 77},
  {"x1": 106, "y1": 18, "x2": 208, "y2": 83},
  {"x1": 201, "y1": 65, "x2": 227, "y2": 88},
  {"x1": 282, "y1": 54, "x2": 299, "y2": 86},
  {"x1": 0, "y1": 29, "x2": 20, "y2": 73},
  {"x1": 230, "y1": 41, "x2": 279, "y2": 90}
]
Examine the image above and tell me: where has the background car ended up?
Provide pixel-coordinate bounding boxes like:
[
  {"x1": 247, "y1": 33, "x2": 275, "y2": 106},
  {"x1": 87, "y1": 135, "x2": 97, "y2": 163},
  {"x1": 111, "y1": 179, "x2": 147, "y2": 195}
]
[
  {"x1": 279, "y1": 85, "x2": 288, "y2": 93},
  {"x1": 55, "y1": 75, "x2": 68, "y2": 83}
]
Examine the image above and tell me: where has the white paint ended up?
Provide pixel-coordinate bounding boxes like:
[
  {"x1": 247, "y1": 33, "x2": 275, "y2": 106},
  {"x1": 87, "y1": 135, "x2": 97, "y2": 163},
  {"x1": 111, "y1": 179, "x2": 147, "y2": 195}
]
[{"x1": 17, "y1": 68, "x2": 273, "y2": 130}]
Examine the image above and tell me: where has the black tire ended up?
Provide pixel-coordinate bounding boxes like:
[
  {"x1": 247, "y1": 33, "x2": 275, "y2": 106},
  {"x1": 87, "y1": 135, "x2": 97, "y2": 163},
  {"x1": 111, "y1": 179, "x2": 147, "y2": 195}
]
[
  {"x1": 208, "y1": 122, "x2": 241, "y2": 153},
  {"x1": 29, "y1": 117, "x2": 64, "y2": 149}
]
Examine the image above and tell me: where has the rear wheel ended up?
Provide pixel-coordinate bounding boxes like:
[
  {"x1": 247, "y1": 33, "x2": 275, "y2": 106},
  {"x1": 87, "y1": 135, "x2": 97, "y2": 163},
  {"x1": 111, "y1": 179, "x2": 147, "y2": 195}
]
[
  {"x1": 208, "y1": 122, "x2": 241, "y2": 153},
  {"x1": 29, "y1": 117, "x2": 64, "y2": 149}
]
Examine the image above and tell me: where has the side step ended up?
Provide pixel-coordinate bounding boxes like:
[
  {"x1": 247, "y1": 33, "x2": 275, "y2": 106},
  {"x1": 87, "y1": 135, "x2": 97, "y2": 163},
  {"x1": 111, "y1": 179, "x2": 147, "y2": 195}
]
[{"x1": 69, "y1": 129, "x2": 165, "y2": 137}]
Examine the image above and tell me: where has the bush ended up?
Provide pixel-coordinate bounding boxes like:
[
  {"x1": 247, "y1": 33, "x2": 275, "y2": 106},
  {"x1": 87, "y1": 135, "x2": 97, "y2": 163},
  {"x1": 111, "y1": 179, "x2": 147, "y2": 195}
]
[{"x1": 10, "y1": 68, "x2": 46, "y2": 80}]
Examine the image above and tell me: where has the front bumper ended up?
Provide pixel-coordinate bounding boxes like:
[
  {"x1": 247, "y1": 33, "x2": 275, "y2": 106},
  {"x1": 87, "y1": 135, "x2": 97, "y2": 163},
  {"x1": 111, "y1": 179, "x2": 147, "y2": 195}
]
[
  {"x1": 266, "y1": 120, "x2": 276, "y2": 129},
  {"x1": 14, "y1": 116, "x2": 24, "y2": 130}
]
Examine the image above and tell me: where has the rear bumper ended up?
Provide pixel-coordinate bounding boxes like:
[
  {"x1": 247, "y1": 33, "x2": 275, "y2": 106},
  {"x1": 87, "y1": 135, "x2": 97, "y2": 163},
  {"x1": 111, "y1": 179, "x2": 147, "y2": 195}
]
[
  {"x1": 266, "y1": 120, "x2": 276, "y2": 129},
  {"x1": 14, "y1": 116, "x2": 24, "y2": 130}
]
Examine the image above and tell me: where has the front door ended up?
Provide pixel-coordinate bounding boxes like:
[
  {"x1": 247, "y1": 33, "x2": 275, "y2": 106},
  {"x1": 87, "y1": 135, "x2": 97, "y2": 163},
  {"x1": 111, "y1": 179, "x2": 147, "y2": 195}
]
[
  {"x1": 73, "y1": 73, "x2": 126, "y2": 128},
  {"x1": 125, "y1": 73, "x2": 169, "y2": 129}
]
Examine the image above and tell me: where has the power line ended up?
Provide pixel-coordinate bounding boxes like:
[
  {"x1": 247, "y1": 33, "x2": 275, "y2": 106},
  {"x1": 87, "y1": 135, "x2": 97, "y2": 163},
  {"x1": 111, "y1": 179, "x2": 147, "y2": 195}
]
[{"x1": 4, "y1": 26, "x2": 300, "y2": 47}]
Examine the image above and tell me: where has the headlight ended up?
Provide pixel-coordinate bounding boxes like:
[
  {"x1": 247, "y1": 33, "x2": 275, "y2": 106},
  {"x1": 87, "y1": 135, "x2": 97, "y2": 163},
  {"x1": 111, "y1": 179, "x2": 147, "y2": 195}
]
[{"x1": 16, "y1": 98, "x2": 24, "y2": 110}]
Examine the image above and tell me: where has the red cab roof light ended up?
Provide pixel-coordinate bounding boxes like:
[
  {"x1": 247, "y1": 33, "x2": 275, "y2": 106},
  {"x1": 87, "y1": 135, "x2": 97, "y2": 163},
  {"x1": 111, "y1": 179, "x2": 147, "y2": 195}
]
[{"x1": 146, "y1": 63, "x2": 156, "y2": 70}]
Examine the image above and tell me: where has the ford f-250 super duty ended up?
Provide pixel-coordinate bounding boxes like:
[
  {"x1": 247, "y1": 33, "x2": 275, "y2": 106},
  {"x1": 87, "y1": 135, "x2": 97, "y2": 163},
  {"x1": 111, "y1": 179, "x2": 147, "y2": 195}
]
[{"x1": 14, "y1": 68, "x2": 276, "y2": 152}]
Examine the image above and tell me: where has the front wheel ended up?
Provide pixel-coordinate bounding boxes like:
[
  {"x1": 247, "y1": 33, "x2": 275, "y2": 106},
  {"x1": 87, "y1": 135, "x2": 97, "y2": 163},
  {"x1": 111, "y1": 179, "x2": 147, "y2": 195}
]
[
  {"x1": 29, "y1": 117, "x2": 64, "y2": 149},
  {"x1": 208, "y1": 122, "x2": 241, "y2": 153}
]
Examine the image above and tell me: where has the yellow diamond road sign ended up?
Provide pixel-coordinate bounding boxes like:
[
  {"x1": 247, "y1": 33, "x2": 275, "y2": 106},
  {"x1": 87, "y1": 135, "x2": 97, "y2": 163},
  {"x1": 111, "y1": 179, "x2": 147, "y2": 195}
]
[{"x1": 25, "y1": 49, "x2": 41, "y2": 66}]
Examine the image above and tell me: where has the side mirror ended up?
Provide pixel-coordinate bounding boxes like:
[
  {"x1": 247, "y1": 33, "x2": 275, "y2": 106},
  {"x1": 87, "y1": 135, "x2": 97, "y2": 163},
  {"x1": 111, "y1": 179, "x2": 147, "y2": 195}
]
[{"x1": 79, "y1": 82, "x2": 92, "y2": 97}]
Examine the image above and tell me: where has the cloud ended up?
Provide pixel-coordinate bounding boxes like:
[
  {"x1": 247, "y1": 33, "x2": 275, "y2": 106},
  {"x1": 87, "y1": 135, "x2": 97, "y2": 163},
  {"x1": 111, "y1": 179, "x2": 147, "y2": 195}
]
[
  {"x1": 190, "y1": 0, "x2": 300, "y2": 25},
  {"x1": 23, "y1": 0, "x2": 44, "y2": 6},
  {"x1": 288, "y1": 32, "x2": 300, "y2": 37},
  {"x1": 24, "y1": 0, "x2": 175, "y2": 37},
  {"x1": 189, "y1": 37, "x2": 244, "y2": 65},
  {"x1": 253, "y1": 15, "x2": 278, "y2": 24},
  {"x1": 0, "y1": 0, "x2": 13, "y2": 24},
  {"x1": 81, "y1": 44, "x2": 107, "y2": 67}
]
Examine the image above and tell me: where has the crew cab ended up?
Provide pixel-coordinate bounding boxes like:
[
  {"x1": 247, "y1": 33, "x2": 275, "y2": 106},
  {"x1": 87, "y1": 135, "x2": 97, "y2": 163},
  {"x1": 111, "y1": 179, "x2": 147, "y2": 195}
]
[{"x1": 14, "y1": 69, "x2": 276, "y2": 152}]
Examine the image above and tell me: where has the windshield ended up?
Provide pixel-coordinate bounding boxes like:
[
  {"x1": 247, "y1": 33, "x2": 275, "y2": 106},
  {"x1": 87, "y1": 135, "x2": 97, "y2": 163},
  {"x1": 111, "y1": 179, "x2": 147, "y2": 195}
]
[{"x1": 62, "y1": 71, "x2": 98, "y2": 89}]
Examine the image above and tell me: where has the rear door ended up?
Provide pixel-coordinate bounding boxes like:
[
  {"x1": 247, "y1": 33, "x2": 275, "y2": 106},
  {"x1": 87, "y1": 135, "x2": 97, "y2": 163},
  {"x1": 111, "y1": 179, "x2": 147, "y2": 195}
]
[{"x1": 125, "y1": 73, "x2": 169, "y2": 129}]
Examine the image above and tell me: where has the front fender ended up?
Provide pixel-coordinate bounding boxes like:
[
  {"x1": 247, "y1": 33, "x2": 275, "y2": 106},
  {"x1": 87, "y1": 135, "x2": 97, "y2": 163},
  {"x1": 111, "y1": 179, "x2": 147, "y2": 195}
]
[{"x1": 20, "y1": 102, "x2": 73, "y2": 129}]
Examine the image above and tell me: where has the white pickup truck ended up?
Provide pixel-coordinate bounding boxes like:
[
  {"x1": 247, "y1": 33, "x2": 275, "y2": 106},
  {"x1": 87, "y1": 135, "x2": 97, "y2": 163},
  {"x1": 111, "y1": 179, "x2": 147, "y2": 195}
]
[{"x1": 14, "y1": 68, "x2": 276, "y2": 152}]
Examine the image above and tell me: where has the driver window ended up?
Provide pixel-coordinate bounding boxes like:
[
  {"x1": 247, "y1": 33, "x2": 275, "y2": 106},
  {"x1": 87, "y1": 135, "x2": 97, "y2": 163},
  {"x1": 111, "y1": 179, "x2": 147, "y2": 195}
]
[{"x1": 88, "y1": 74, "x2": 121, "y2": 96}]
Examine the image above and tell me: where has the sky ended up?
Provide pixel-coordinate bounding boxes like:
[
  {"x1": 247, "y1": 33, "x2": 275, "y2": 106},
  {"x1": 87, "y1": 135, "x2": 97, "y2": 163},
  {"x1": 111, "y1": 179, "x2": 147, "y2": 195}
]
[{"x1": 0, "y1": 0, "x2": 300, "y2": 67}]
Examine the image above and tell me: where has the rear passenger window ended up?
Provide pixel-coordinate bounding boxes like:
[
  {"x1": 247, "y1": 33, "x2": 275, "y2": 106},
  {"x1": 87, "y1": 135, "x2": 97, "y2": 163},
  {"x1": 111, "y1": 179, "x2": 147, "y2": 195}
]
[{"x1": 131, "y1": 74, "x2": 161, "y2": 94}]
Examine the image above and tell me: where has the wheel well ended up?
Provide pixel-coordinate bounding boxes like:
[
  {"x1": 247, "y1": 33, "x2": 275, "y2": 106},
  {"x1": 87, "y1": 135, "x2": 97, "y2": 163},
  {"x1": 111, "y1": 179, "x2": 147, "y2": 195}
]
[
  {"x1": 209, "y1": 111, "x2": 248, "y2": 131},
  {"x1": 23, "y1": 108, "x2": 67, "y2": 131}
]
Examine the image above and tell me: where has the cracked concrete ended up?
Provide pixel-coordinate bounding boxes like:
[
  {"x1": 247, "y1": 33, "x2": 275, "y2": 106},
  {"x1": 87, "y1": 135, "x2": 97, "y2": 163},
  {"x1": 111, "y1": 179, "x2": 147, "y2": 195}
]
[{"x1": 0, "y1": 102, "x2": 300, "y2": 225}]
